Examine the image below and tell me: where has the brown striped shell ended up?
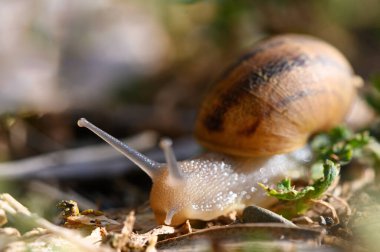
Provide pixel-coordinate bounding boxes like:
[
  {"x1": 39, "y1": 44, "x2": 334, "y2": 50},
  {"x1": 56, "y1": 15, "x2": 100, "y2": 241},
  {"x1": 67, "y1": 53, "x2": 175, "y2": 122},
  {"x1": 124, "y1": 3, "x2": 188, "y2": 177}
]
[{"x1": 195, "y1": 34, "x2": 359, "y2": 157}]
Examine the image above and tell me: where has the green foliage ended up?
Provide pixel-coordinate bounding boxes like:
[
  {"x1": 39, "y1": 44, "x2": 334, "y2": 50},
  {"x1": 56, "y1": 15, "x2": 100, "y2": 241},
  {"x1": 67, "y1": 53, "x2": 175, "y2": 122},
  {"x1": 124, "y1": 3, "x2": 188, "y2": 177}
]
[
  {"x1": 259, "y1": 178, "x2": 314, "y2": 201},
  {"x1": 260, "y1": 126, "x2": 371, "y2": 216},
  {"x1": 308, "y1": 160, "x2": 339, "y2": 199},
  {"x1": 259, "y1": 160, "x2": 338, "y2": 201},
  {"x1": 313, "y1": 126, "x2": 370, "y2": 164}
]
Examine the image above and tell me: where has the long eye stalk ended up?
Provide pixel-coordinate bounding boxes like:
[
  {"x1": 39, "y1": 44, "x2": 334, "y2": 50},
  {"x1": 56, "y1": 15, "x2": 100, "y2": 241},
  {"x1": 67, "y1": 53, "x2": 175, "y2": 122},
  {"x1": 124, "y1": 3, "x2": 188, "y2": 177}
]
[{"x1": 77, "y1": 118, "x2": 162, "y2": 178}]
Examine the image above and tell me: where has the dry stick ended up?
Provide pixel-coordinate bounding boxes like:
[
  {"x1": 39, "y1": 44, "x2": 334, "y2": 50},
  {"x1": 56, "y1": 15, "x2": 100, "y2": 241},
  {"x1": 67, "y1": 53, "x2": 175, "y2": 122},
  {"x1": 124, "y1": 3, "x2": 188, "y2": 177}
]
[
  {"x1": 114, "y1": 211, "x2": 136, "y2": 252},
  {"x1": 291, "y1": 216, "x2": 314, "y2": 225},
  {"x1": 145, "y1": 235, "x2": 158, "y2": 252},
  {"x1": 0, "y1": 194, "x2": 112, "y2": 252},
  {"x1": 326, "y1": 193, "x2": 352, "y2": 216},
  {"x1": 310, "y1": 199, "x2": 339, "y2": 224}
]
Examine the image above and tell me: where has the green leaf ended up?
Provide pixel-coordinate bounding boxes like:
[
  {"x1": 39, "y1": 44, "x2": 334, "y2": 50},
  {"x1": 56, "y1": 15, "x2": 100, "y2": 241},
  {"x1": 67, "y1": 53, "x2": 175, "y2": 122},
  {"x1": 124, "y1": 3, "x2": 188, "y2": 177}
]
[
  {"x1": 308, "y1": 160, "x2": 339, "y2": 199},
  {"x1": 315, "y1": 128, "x2": 370, "y2": 165},
  {"x1": 259, "y1": 126, "x2": 371, "y2": 216},
  {"x1": 259, "y1": 160, "x2": 338, "y2": 201}
]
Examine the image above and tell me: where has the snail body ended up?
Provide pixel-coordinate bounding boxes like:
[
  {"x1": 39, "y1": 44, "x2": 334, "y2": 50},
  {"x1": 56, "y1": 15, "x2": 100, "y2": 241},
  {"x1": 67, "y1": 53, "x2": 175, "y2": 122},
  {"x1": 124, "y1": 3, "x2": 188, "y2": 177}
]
[
  {"x1": 149, "y1": 149, "x2": 311, "y2": 226},
  {"x1": 78, "y1": 34, "x2": 360, "y2": 226}
]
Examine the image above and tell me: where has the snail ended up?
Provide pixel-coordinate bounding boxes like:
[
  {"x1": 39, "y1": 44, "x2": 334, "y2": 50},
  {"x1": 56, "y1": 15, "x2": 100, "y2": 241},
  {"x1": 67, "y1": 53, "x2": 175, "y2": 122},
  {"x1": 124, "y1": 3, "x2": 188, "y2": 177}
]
[{"x1": 78, "y1": 34, "x2": 360, "y2": 226}]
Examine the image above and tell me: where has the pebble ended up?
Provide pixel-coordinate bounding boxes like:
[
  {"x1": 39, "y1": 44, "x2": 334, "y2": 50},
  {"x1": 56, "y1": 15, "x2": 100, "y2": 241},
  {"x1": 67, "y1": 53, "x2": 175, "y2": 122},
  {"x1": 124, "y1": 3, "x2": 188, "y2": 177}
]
[{"x1": 242, "y1": 205, "x2": 297, "y2": 227}]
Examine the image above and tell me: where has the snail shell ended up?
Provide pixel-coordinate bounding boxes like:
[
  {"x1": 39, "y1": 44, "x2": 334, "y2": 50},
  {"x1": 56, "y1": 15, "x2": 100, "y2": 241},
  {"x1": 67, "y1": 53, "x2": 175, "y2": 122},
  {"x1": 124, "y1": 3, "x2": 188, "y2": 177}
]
[{"x1": 195, "y1": 34, "x2": 359, "y2": 157}]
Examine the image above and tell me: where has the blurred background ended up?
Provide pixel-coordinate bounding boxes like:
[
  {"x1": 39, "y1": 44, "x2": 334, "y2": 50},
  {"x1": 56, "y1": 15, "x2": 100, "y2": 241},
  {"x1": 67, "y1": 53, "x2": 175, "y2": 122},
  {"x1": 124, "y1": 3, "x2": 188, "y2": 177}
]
[{"x1": 0, "y1": 0, "x2": 380, "y2": 227}]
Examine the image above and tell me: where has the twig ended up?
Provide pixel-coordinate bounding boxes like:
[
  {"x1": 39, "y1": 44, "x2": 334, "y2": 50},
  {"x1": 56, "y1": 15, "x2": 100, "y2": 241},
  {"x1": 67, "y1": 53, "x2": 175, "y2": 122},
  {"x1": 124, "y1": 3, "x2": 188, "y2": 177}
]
[
  {"x1": 326, "y1": 193, "x2": 352, "y2": 216},
  {"x1": 145, "y1": 235, "x2": 158, "y2": 252},
  {"x1": 0, "y1": 193, "x2": 112, "y2": 252},
  {"x1": 311, "y1": 199, "x2": 339, "y2": 224}
]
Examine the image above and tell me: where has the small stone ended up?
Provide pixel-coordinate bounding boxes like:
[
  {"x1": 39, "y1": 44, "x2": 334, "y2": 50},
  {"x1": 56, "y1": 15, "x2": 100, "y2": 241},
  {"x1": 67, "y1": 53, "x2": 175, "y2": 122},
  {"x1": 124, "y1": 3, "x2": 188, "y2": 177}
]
[
  {"x1": 325, "y1": 216, "x2": 335, "y2": 226},
  {"x1": 319, "y1": 216, "x2": 327, "y2": 226},
  {"x1": 242, "y1": 205, "x2": 297, "y2": 227}
]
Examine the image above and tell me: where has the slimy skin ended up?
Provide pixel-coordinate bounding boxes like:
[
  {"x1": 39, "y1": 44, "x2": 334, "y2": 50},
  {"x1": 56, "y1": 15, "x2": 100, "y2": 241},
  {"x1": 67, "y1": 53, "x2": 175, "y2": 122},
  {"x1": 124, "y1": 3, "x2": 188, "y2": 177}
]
[{"x1": 150, "y1": 149, "x2": 311, "y2": 226}]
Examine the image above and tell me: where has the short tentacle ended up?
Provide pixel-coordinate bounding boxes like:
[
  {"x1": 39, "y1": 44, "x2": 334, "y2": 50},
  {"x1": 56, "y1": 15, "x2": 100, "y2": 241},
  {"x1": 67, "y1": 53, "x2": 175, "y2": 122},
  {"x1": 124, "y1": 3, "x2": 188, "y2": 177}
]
[{"x1": 159, "y1": 138, "x2": 184, "y2": 183}]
